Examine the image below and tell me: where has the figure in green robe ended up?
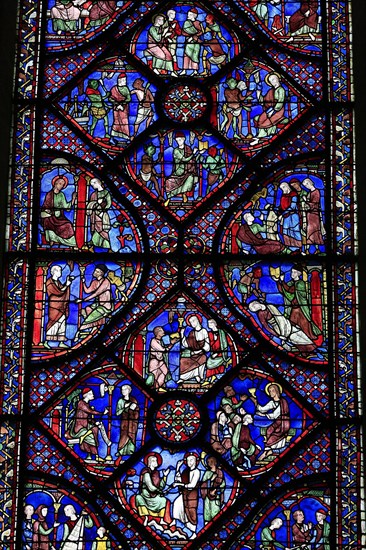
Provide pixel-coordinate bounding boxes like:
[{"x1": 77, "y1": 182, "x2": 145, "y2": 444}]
[
  {"x1": 182, "y1": 8, "x2": 204, "y2": 74},
  {"x1": 201, "y1": 457, "x2": 225, "y2": 523},
  {"x1": 87, "y1": 177, "x2": 112, "y2": 249}
]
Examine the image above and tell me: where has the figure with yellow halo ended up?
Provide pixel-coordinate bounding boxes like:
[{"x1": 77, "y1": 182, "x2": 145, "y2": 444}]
[
  {"x1": 251, "y1": 72, "x2": 286, "y2": 146},
  {"x1": 253, "y1": 382, "x2": 290, "y2": 461},
  {"x1": 135, "y1": 452, "x2": 173, "y2": 526}
]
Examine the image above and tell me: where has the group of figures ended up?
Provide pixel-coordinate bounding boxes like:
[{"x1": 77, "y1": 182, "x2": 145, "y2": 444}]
[
  {"x1": 227, "y1": 263, "x2": 324, "y2": 357},
  {"x1": 133, "y1": 6, "x2": 236, "y2": 77},
  {"x1": 33, "y1": 260, "x2": 138, "y2": 351},
  {"x1": 211, "y1": 378, "x2": 304, "y2": 471},
  {"x1": 48, "y1": 0, "x2": 119, "y2": 35},
  {"x1": 121, "y1": 450, "x2": 236, "y2": 541},
  {"x1": 58, "y1": 59, "x2": 157, "y2": 146},
  {"x1": 244, "y1": 0, "x2": 321, "y2": 50},
  {"x1": 225, "y1": 175, "x2": 325, "y2": 255},
  {"x1": 39, "y1": 165, "x2": 139, "y2": 252},
  {"x1": 22, "y1": 496, "x2": 111, "y2": 549},
  {"x1": 131, "y1": 131, "x2": 235, "y2": 208},
  {"x1": 258, "y1": 507, "x2": 330, "y2": 549},
  {"x1": 123, "y1": 301, "x2": 236, "y2": 391},
  {"x1": 45, "y1": 376, "x2": 143, "y2": 466}
]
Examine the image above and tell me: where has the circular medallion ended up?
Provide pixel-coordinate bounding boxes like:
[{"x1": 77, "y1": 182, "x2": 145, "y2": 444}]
[
  {"x1": 163, "y1": 84, "x2": 208, "y2": 123},
  {"x1": 154, "y1": 398, "x2": 201, "y2": 443}
]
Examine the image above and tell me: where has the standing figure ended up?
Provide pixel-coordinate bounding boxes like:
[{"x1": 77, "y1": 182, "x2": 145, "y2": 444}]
[
  {"x1": 251, "y1": 0, "x2": 268, "y2": 23},
  {"x1": 179, "y1": 314, "x2": 210, "y2": 384},
  {"x1": 165, "y1": 132, "x2": 198, "y2": 206},
  {"x1": 44, "y1": 264, "x2": 72, "y2": 348},
  {"x1": 200, "y1": 146, "x2": 226, "y2": 195},
  {"x1": 60, "y1": 505, "x2": 93, "y2": 550},
  {"x1": 78, "y1": 264, "x2": 113, "y2": 334},
  {"x1": 221, "y1": 77, "x2": 248, "y2": 139},
  {"x1": 202, "y1": 15, "x2": 229, "y2": 74},
  {"x1": 41, "y1": 175, "x2": 76, "y2": 247},
  {"x1": 206, "y1": 318, "x2": 230, "y2": 383},
  {"x1": 50, "y1": 0, "x2": 81, "y2": 35},
  {"x1": 68, "y1": 387, "x2": 110, "y2": 461},
  {"x1": 110, "y1": 74, "x2": 131, "y2": 143},
  {"x1": 139, "y1": 143, "x2": 162, "y2": 197},
  {"x1": 173, "y1": 453, "x2": 201, "y2": 539},
  {"x1": 147, "y1": 327, "x2": 172, "y2": 390},
  {"x1": 166, "y1": 10, "x2": 181, "y2": 72},
  {"x1": 255, "y1": 383, "x2": 290, "y2": 461},
  {"x1": 91, "y1": 526, "x2": 111, "y2": 550},
  {"x1": 292, "y1": 509, "x2": 312, "y2": 548},
  {"x1": 312, "y1": 508, "x2": 330, "y2": 550},
  {"x1": 201, "y1": 456, "x2": 225, "y2": 523},
  {"x1": 115, "y1": 384, "x2": 139, "y2": 457},
  {"x1": 211, "y1": 411, "x2": 233, "y2": 456},
  {"x1": 87, "y1": 177, "x2": 112, "y2": 249},
  {"x1": 181, "y1": 9, "x2": 204, "y2": 75},
  {"x1": 251, "y1": 72, "x2": 286, "y2": 145},
  {"x1": 277, "y1": 181, "x2": 302, "y2": 249},
  {"x1": 288, "y1": 0, "x2": 319, "y2": 42},
  {"x1": 88, "y1": 1, "x2": 117, "y2": 28},
  {"x1": 260, "y1": 517, "x2": 289, "y2": 550},
  {"x1": 131, "y1": 79, "x2": 154, "y2": 135},
  {"x1": 231, "y1": 413, "x2": 260, "y2": 468},
  {"x1": 302, "y1": 177, "x2": 325, "y2": 251},
  {"x1": 145, "y1": 15, "x2": 174, "y2": 74},
  {"x1": 32, "y1": 505, "x2": 59, "y2": 550},
  {"x1": 86, "y1": 79, "x2": 110, "y2": 138},
  {"x1": 135, "y1": 453, "x2": 172, "y2": 524},
  {"x1": 22, "y1": 504, "x2": 34, "y2": 550},
  {"x1": 274, "y1": 265, "x2": 321, "y2": 341}
]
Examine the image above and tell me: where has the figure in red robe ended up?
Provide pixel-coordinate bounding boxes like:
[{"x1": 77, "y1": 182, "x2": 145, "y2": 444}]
[
  {"x1": 302, "y1": 177, "x2": 325, "y2": 250},
  {"x1": 45, "y1": 264, "x2": 72, "y2": 347},
  {"x1": 288, "y1": 0, "x2": 319, "y2": 41},
  {"x1": 236, "y1": 212, "x2": 285, "y2": 254}
]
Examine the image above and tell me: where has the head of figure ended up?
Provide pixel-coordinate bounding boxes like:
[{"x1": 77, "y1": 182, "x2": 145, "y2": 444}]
[
  {"x1": 224, "y1": 385, "x2": 235, "y2": 397},
  {"x1": 121, "y1": 384, "x2": 132, "y2": 398},
  {"x1": 249, "y1": 301, "x2": 266, "y2": 313},
  {"x1": 188, "y1": 8, "x2": 198, "y2": 21},
  {"x1": 52, "y1": 175, "x2": 68, "y2": 194},
  {"x1": 243, "y1": 212, "x2": 254, "y2": 225},
  {"x1": 50, "y1": 265, "x2": 62, "y2": 280},
  {"x1": 268, "y1": 73, "x2": 280, "y2": 88},
  {"x1": 153, "y1": 326, "x2": 165, "y2": 339},
  {"x1": 93, "y1": 264, "x2": 108, "y2": 279},
  {"x1": 167, "y1": 9, "x2": 176, "y2": 21},
  {"x1": 187, "y1": 314, "x2": 202, "y2": 329},
  {"x1": 148, "y1": 455, "x2": 158, "y2": 470},
  {"x1": 207, "y1": 456, "x2": 217, "y2": 470},
  {"x1": 64, "y1": 504, "x2": 76, "y2": 518},
  {"x1": 97, "y1": 526, "x2": 106, "y2": 538},
  {"x1": 133, "y1": 78, "x2": 144, "y2": 90},
  {"x1": 293, "y1": 510, "x2": 305, "y2": 523},
  {"x1": 290, "y1": 179, "x2": 301, "y2": 192},
  {"x1": 83, "y1": 388, "x2": 94, "y2": 402},
  {"x1": 40, "y1": 506, "x2": 48, "y2": 517},
  {"x1": 206, "y1": 14, "x2": 215, "y2": 26},
  {"x1": 154, "y1": 14, "x2": 165, "y2": 27},
  {"x1": 243, "y1": 414, "x2": 253, "y2": 425},
  {"x1": 144, "y1": 143, "x2": 156, "y2": 157},
  {"x1": 302, "y1": 177, "x2": 315, "y2": 190},
  {"x1": 268, "y1": 383, "x2": 281, "y2": 400},
  {"x1": 24, "y1": 504, "x2": 34, "y2": 518},
  {"x1": 218, "y1": 411, "x2": 227, "y2": 425},
  {"x1": 316, "y1": 509, "x2": 327, "y2": 523},
  {"x1": 186, "y1": 454, "x2": 197, "y2": 469},
  {"x1": 227, "y1": 77, "x2": 237, "y2": 90},
  {"x1": 118, "y1": 75, "x2": 127, "y2": 87},
  {"x1": 291, "y1": 266, "x2": 302, "y2": 281},
  {"x1": 280, "y1": 181, "x2": 291, "y2": 194},
  {"x1": 271, "y1": 517, "x2": 283, "y2": 530},
  {"x1": 207, "y1": 318, "x2": 218, "y2": 331},
  {"x1": 176, "y1": 133, "x2": 186, "y2": 147},
  {"x1": 90, "y1": 177, "x2": 103, "y2": 191},
  {"x1": 89, "y1": 79, "x2": 99, "y2": 90}
]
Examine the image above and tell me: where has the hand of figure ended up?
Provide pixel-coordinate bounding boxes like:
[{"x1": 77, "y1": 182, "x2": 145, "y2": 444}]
[
  {"x1": 163, "y1": 468, "x2": 170, "y2": 476},
  {"x1": 304, "y1": 9, "x2": 311, "y2": 16}
]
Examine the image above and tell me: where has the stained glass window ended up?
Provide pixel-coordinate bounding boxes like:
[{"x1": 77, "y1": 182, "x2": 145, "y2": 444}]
[{"x1": 0, "y1": 0, "x2": 364, "y2": 548}]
